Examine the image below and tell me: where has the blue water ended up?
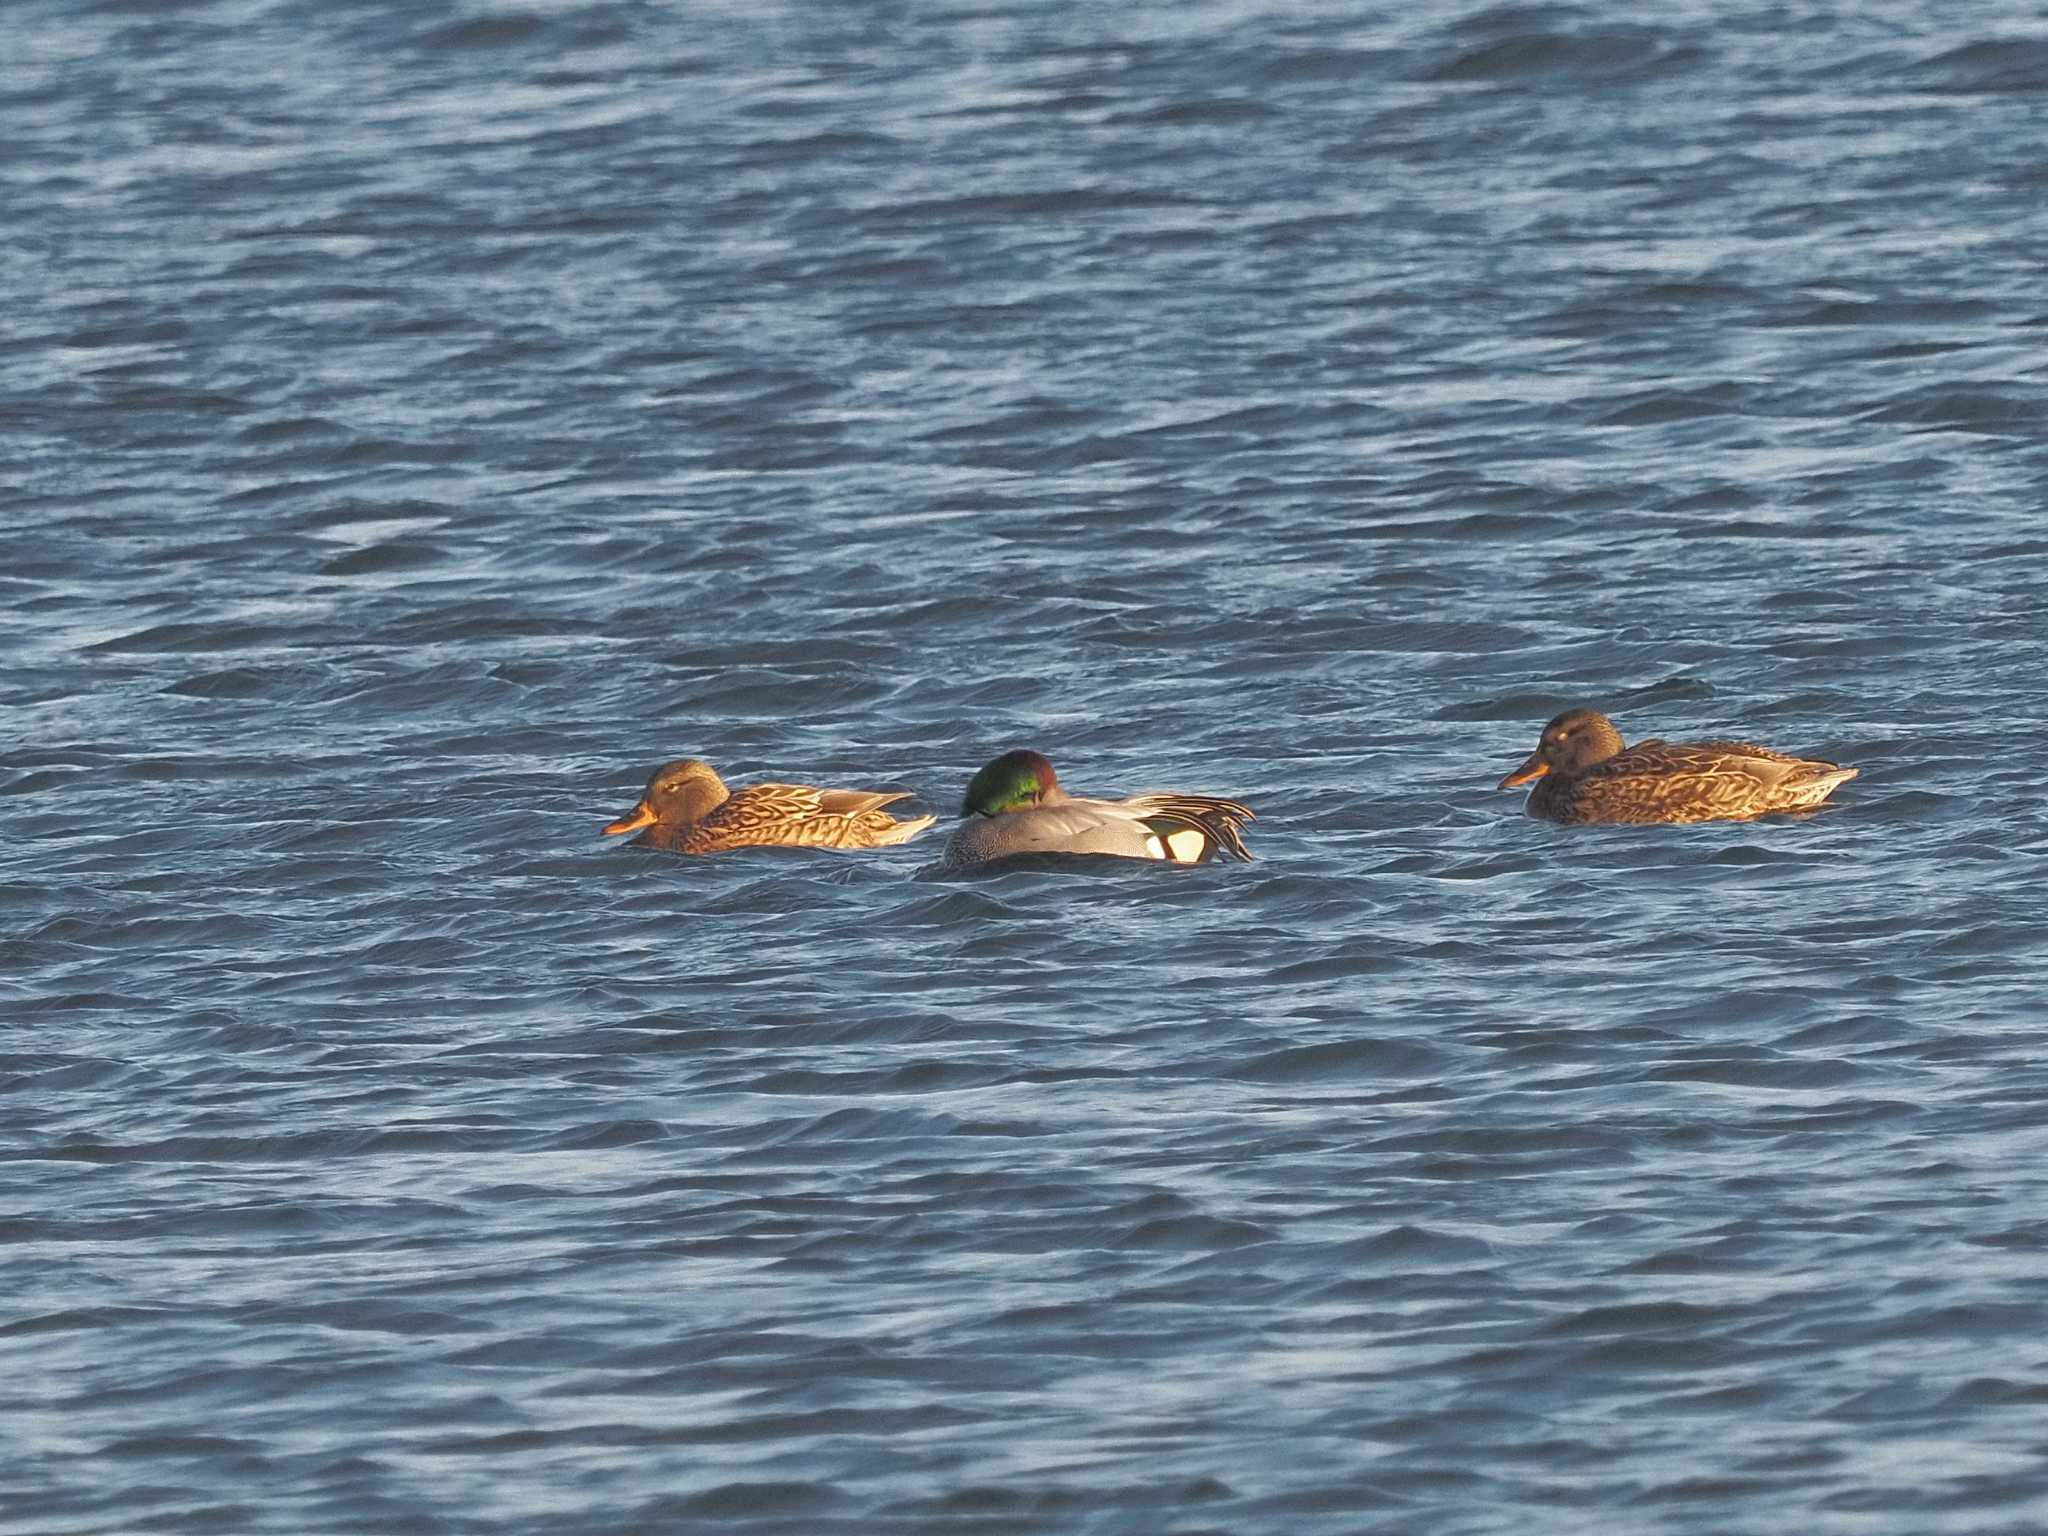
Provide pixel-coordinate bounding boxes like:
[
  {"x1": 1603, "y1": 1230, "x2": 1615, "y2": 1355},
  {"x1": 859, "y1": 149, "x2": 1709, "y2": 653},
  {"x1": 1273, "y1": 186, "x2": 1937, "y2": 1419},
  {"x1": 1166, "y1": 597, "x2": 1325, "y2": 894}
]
[{"x1": 6, "y1": 1, "x2": 2048, "y2": 1531}]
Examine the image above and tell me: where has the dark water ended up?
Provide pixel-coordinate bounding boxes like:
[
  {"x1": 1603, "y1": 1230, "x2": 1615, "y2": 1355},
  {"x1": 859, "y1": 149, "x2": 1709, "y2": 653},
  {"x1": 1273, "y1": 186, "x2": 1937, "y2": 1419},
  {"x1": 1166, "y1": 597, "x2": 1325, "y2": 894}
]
[{"x1": 7, "y1": 0, "x2": 2048, "y2": 1530}]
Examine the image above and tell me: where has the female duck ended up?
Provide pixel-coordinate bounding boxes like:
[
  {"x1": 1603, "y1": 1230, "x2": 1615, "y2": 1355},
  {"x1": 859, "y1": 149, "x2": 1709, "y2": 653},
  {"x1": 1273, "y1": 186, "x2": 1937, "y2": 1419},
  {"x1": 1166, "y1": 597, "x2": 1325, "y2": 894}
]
[
  {"x1": 603, "y1": 758, "x2": 934, "y2": 854},
  {"x1": 941, "y1": 749, "x2": 1254, "y2": 868},
  {"x1": 1498, "y1": 708, "x2": 1856, "y2": 825}
]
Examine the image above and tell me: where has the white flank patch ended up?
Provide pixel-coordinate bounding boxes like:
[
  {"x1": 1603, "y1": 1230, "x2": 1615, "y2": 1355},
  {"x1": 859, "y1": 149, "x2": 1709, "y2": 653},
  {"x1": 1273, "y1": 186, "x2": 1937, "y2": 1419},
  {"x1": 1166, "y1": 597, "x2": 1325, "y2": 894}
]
[{"x1": 1157, "y1": 828, "x2": 1207, "y2": 863}]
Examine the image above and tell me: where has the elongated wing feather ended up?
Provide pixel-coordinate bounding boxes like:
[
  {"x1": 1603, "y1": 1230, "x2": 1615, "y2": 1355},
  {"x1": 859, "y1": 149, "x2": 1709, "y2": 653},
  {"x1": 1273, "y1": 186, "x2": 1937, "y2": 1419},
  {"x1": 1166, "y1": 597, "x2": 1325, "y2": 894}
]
[
  {"x1": 1600, "y1": 742, "x2": 1806, "y2": 786},
  {"x1": 1121, "y1": 791, "x2": 1257, "y2": 863},
  {"x1": 810, "y1": 786, "x2": 917, "y2": 818}
]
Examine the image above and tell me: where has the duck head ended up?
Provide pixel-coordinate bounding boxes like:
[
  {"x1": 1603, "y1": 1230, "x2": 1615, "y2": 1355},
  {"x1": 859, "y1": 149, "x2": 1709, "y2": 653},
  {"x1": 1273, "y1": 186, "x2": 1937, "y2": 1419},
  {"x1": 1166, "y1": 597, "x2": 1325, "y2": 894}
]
[
  {"x1": 961, "y1": 750, "x2": 1060, "y2": 817},
  {"x1": 1499, "y1": 708, "x2": 1626, "y2": 788},
  {"x1": 603, "y1": 758, "x2": 730, "y2": 834}
]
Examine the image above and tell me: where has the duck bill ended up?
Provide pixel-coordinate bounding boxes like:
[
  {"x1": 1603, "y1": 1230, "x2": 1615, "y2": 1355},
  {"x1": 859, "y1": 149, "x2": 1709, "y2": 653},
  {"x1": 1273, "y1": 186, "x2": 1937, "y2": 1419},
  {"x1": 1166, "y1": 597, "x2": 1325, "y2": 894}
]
[
  {"x1": 1498, "y1": 755, "x2": 1550, "y2": 790},
  {"x1": 603, "y1": 800, "x2": 657, "y2": 835}
]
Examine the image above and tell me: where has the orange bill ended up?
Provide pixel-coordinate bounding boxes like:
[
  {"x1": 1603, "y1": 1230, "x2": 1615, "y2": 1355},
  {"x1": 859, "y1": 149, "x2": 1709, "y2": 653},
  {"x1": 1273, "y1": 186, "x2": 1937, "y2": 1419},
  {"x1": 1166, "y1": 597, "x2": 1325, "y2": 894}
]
[
  {"x1": 1498, "y1": 754, "x2": 1550, "y2": 790},
  {"x1": 603, "y1": 800, "x2": 657, "y2": 835}
]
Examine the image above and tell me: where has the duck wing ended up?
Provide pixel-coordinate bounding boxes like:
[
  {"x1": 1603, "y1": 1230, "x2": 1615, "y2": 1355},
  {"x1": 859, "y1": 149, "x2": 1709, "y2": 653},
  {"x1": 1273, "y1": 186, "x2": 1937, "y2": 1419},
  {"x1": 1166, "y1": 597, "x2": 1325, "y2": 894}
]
[
  {"x1": 1598, "y1": 740, "x2": 1775, "y2": 782},
  {"x1": 810, "y1": 785, "x2": 919, "y2": 818},
  {"x1": 698, "y1": 782, "x2": 928, "y2": 848},
  {"x1": 1573, "y1": 739, "x2": 1854, "y2": 821},
  {"x1": 946, "y1": 802, "x2": 1158, "y2": 863}
]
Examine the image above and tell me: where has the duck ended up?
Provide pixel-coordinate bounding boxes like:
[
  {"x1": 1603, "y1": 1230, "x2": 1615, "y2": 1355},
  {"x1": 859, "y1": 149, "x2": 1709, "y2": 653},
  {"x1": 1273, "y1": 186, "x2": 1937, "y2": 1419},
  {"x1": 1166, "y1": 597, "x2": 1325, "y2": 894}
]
[
  {"x1": 939, "y1": 749, "x2": 1255, "y2": 868},
  {"x1": 1498, "y1": 707, "x2": 1857, "y2": 825},
  {"x1": 602, "y1": 758, "x2": 934, "y2": 854}
]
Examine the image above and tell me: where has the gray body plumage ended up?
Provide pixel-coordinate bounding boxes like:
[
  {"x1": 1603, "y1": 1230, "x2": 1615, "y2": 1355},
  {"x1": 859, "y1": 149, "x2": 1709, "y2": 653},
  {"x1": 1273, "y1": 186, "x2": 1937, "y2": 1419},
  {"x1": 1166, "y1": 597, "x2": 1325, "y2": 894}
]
[{"x1": 939, "y1": 791, "x2": 1254, "y2": 869}]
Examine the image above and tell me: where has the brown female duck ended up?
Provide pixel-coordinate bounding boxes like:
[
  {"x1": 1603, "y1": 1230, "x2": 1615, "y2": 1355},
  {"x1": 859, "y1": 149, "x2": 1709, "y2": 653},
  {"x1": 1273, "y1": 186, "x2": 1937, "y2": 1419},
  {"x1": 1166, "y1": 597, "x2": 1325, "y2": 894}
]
[
  {"x1": 1498, "y1": 708, "x2": 1857, "y2": 825},
  {"x1": 603, "y1": 758, "x2": 934, "y2": 854}
]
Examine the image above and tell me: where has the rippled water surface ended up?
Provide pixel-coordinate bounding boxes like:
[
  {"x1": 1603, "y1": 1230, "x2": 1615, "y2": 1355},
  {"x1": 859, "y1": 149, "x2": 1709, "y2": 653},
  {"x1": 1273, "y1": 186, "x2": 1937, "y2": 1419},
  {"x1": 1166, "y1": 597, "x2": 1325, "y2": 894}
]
[{"x1": 7, "y1": 0, "x2": 2048, "y2": 1530}]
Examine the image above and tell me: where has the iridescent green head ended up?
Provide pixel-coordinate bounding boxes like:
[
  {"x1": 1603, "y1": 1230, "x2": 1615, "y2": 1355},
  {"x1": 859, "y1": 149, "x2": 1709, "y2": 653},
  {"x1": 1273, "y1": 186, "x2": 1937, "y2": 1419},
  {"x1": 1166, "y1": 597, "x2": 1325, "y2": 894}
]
[{"x1": 960, "y1": 749, "x2": 1059, "y2": 817}]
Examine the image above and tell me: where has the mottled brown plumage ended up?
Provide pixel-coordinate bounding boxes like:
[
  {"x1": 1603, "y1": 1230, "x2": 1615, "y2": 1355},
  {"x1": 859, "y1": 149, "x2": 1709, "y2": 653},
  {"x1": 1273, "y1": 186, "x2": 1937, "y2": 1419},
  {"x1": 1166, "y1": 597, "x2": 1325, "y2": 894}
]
[
  {"x1": 1498, "y1": 708, "x2": 1857, "y2": 825},
  {"x1": 603, "y1": 758, "x2": 935, "y2": 854}
]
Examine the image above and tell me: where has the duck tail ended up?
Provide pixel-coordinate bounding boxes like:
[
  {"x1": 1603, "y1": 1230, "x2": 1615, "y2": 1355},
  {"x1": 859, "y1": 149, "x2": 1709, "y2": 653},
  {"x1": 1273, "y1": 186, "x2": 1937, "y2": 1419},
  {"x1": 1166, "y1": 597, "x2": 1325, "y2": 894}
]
[
  {"x1": 1780, "y1": 764, "x2": 1858, "y2": 809},
  {"x1": 868, "y1": 811, "x2": 938, "y2": 847},
  {"x1": 1132, "y1": 794, "x2": 1256, "y2": 863}
]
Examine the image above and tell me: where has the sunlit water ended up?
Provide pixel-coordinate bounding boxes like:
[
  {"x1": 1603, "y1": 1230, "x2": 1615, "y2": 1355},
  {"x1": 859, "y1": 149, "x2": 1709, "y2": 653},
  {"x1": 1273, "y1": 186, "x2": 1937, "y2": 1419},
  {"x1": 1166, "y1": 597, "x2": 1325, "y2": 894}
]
[{"x1": 6, "y1": 1, "x2": 2048, "y2": 1531}]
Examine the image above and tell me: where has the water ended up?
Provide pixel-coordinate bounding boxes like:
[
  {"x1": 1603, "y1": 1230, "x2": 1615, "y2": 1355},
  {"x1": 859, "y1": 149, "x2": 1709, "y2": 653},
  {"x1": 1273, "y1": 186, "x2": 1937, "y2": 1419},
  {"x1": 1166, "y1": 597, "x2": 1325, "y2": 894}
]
[{"x1": 5, "y1": 1, "x2": 2048, "y2": 1530}]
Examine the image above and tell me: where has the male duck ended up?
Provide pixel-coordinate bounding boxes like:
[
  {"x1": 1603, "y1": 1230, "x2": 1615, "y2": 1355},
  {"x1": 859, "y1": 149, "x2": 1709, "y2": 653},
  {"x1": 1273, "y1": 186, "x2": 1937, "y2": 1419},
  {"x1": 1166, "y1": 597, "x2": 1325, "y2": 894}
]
[
  {"x1": 603, "y1": 758, "x2": 934, "y2": 854},
  {"x1": 940, "y1": 749, "x2": 1255, "y2": 868},
  {"x1": 1498, "y1": 708, "x2": 1857, "y2": 825}
]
